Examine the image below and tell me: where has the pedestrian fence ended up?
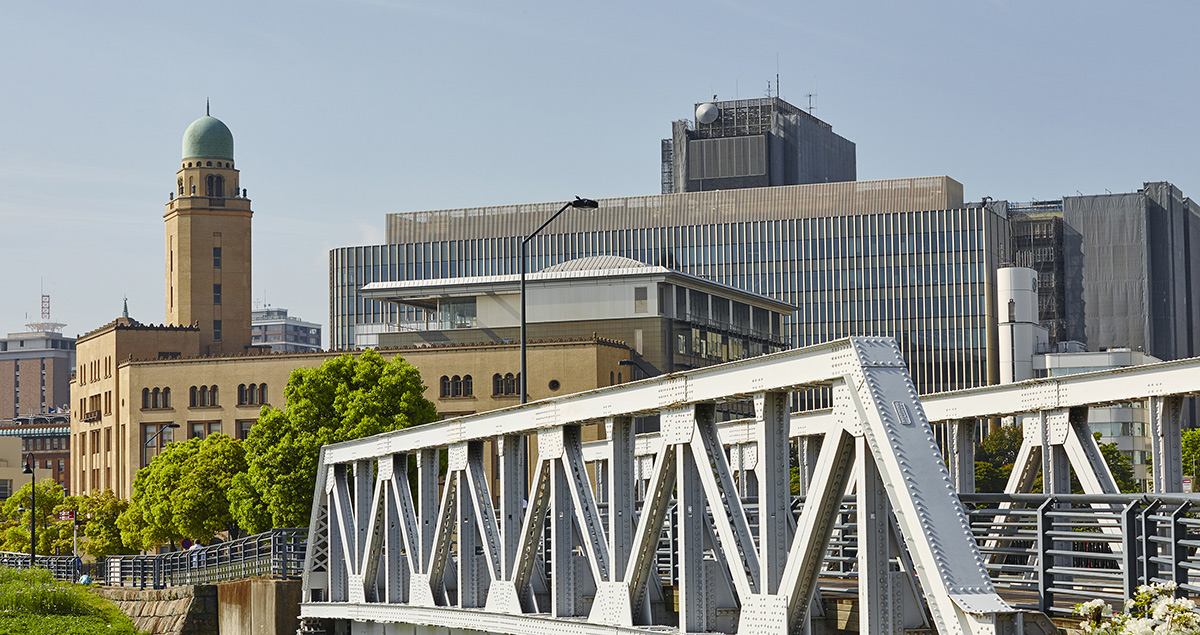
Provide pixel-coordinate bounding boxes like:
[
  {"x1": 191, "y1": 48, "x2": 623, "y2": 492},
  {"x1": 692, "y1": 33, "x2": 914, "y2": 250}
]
[{"x1": 0, "y1": 528, "x2": 305, "y2": 589}]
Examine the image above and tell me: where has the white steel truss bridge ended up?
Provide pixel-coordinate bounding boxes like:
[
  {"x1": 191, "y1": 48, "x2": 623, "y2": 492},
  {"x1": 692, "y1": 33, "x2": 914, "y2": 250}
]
[{"x1": 299, "y1": 337, "x2": 1200, "y2": 635}]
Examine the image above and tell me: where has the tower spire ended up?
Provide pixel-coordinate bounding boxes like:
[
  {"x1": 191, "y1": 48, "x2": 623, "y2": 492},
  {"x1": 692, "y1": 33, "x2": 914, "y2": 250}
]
[
  {"x1": 206, "y1": 99, "x2": 210, "y2": 116},
  {"x1": 122, "y1": 296, "x2": 129, "y2": 318}
]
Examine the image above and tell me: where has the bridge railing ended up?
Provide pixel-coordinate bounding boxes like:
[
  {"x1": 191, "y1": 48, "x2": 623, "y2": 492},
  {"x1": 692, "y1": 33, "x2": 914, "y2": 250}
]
[
  {"x1": 961, "y1": 493, "x2": 1200, "y2": 615},
  {"x1": 0, "y1": 552, "x2": 89, "y2": 581},
  {"x1": 104, "y1": 528, "x2": 306, "y2": 588}
]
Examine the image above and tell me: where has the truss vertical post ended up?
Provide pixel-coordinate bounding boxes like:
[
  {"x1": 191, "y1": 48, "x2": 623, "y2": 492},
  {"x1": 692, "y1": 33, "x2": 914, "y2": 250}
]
[
  {"x1": 416, "y1": 448, "x2": 439, "y2": 567},
  {"x1": 607, "y1": 417, "x2": 634, "y2": 578},
  {"x1": 499, "y1": 435, "x2": 524, "y2": 578},
  {"x1": 795, "y1": 436, "x2": 823, "y2": 496},
  {"x1": 550, "y1": 457, "x2": 576, "y2": 617},
  {"x1": 755, "y1": 391, "x2": 791, "y2": 594},
  {"x1": 384, "y1": 466, "x2": 405, "y2": 603},
  {"x1": 857, "y1": 437, "x2": 901, "y2": 635},
  {"x1": 947, "y1": 419, "x2": 976, "y2": 493},
  {"x1": 457, "y1": 462, "x2": 481, "y2": 608},
  {"x1": 1149, "y1": 396, "x2": 1184, "y2": 493},
  {"x1": 677, "y1": 441, "x2": 710, "y2": 633}
]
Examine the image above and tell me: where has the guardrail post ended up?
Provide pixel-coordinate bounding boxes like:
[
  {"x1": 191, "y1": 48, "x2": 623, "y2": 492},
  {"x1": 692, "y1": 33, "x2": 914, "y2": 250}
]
[
  {"x1": 1170, "y1": 502, "x2": 1190, "y2": 596},
  {"x1": 1120, "y1": 500, "x2": 1140, "y2": 599},
  {"x1": 1141, "y1": 499, "x2": 1161, "y2": 585},
  {"x1": 1036, "y1": 497, "x2": 1054, "y2": 613}
]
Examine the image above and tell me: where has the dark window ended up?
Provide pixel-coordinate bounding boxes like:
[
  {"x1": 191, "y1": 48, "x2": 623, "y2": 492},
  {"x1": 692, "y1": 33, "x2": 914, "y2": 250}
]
[
  {"x1": 213, "y1": 320, "x2": 222, "y2": 341},
  {"x1": 462, "y1": 375, "x2": 472, "y2": 397},
  {"x1": 440, "y1": 375, "x2": 451, "y2": 398},
  {"x1": 142, "y1": 388, "x2": 150, "y2": 409},
  {"x1": 213, "y1": 284, "x2": 222, "y2": 305},
  {"x1": 213, "y1": 247, "x2": 222, "y2": 268},
  {"x1": 259, "y1": 383, "x2": 267, "y2": 404},
  {"x1": 189, "y1": 386, "x2": 198, "y2": 407}
]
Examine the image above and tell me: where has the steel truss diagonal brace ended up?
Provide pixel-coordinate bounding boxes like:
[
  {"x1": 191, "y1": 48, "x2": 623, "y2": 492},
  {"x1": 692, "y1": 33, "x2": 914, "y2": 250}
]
[
  {"x1": 562, "y1": 426, "x2": 610, "y2": 582},
  {"x1": 847, "y1": 339, "x2": 1021, "y2": 635},
  {"x1": 689, "y1": 403, "x2": 761, "y2": 600},
  {"x1": 464, "y1": 442, "x2": 505, "y2": 581}
]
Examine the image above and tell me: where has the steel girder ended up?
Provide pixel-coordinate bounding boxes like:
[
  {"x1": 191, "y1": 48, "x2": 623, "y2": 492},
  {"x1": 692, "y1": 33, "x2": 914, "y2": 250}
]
[{"x1": 300, "y1": 337, "x2": 1056, "y2": 635}]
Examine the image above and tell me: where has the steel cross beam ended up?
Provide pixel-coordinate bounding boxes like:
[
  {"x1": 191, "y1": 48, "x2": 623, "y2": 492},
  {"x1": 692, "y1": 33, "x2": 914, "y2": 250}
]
[{"x1": 300, "y1": 337, "x2": 1056, "y2": 635}]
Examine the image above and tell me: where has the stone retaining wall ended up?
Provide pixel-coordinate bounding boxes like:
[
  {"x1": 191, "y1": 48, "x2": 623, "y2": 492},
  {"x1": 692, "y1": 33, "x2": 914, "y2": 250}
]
[{"x1": 92, "y1": 585, "x2": 218, "y2": 635}]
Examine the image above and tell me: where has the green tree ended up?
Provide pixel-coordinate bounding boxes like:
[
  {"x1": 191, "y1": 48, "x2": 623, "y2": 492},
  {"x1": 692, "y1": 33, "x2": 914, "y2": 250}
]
[
  {"x1": 117, "y1": 434, "x2": 247, "y2": 550},
  {"x1": 974, "y1": 424, "x2": 1023, "y2": 492},
  {"x1": 0, "y1": 478, "x2": 73, "y2": 556},
  {"x1": 230, "y1": 350, "x2": 437, "y2": 532},
  {"x1": 77, "y1": 489, "x2": 134, "y2": 558},
  {"x1": 1096, "y1": 434, "x2": 1138, "y2": 493},
  {"x1": 1182, "y1": 429, "x2": 1200, "y2": 486}
]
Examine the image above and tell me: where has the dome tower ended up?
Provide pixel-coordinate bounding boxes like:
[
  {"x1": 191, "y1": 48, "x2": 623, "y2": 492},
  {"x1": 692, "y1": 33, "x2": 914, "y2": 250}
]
[{"x1": 164, "y1": 107, "x2": 254, "y2": 355}]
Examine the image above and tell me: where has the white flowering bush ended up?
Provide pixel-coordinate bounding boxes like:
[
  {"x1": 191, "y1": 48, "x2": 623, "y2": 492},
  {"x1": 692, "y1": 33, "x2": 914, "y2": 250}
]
[{"x1": 1075, "y1": 582, "x2": 1200, "y2": 635}]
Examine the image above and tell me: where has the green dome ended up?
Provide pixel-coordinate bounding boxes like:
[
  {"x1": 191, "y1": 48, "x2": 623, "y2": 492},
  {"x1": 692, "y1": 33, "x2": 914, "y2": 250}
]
[{"x1": 181, "y1": 115, "x2": 234, "y2": 161}]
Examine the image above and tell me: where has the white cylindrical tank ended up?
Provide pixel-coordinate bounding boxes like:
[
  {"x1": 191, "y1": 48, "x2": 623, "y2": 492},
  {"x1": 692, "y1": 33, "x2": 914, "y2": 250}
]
[{"x1": 997, "y1": 267, "x2": 1040, "y2": 383}]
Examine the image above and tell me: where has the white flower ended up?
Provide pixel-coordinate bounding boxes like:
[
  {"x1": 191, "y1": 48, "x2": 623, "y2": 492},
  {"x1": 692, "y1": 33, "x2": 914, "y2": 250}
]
[{"x1": 1127, "y1": 617, "x2": 1156, "y2": 635}]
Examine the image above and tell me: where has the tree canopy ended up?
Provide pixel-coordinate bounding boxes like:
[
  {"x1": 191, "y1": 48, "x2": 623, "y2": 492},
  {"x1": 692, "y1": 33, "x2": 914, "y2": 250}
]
[
  {"x1": 0, "y1": 478, "x2": 74, "y2": 556},
  {"x1": 77, "y1": 488, "x2": 135, "y2": 558},
  {"x1": 117, "y1": 433, "x2": 247, "y2": 550},
  {"x1": 230, "y1": 350, "x2": 437, "y2": 532},
  {"x1": 972, "y1": 423, "x2": 1139, "y2": 493}
]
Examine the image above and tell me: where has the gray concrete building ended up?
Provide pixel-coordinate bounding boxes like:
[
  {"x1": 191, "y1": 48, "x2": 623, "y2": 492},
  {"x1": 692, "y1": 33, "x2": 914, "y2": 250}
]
[
  {"x1": 251, "y1": 306, "x2": 322, "y2": 353},
  {"x1": 661, "y1": 97, "x2": 856, "y2": 194}
]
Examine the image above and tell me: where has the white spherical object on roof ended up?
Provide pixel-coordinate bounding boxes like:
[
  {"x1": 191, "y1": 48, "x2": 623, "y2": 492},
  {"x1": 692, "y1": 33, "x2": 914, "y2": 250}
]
[{"x1": 695, "y1": 103, "x2": 719, "y2": 125}]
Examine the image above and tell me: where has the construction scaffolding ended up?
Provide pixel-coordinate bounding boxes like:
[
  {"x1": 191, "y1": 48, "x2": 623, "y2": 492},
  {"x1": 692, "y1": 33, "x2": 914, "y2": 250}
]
[{"x1": 1008, "y1": 201, "x2": 1066, "y2": 343}]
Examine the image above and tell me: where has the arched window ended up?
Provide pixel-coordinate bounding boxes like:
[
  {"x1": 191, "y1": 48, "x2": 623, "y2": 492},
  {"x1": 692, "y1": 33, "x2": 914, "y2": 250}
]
[
  {"x1": 210, "y1": 385, "x2": 219, "y2": 406},
  {"x1": 502, "y1": 373, "x2": 516, "y2": 396},
  {"x1": 248, "y1": 383, "x2": 258, "y2": 405},
  {"x1": 199, "y1": 386, "x2": 210, "y2": 406},
  {"x1": 440, "y1": 376, "x2": 451, "y2": 398},
  {"x1": 451, "y1": 375, "x2": 462, "y2": 397},
  {"x1": 238, "y1": 384, "x2": 246, "y2": 405},
  {"x1": 492, "y1": 374, "x2": 502, "y2": 396},
  {"x1": 151, "y1": 388, "x2": 161, "y2": 409},
  {"x1": 177, "y1": 178, "x2": 183, "y2": 195},
  {"x1": 610, "y1": 371, "x2": 615, "y2": 386},
  {"x1": 259, "y1": 384, "x2": 268, "y2": 404},
  {"x1": 163, "y1": 387, "x2": 171, "y2": 408},
  {"x1": 205, "y1": 174, "x2": 224, "y2": 197},
  {"x1": 617, "y1": 372, "x2": 622, "y2": 384},
  {"x1": 190, "y1": 386, "x2": 198, "y2": 407},
  {"x1": 462, "y1": 375, "x2": 473, "y2": 397},
  {"x1": 142, "y1": 388, "x2": 150, "y2": 409}
]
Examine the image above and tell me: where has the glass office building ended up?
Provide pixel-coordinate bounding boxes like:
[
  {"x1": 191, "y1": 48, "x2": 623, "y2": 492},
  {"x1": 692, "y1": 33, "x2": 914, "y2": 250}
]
[{"x1": 331, "y1": 176, "x2": 1009, "y2": 395}]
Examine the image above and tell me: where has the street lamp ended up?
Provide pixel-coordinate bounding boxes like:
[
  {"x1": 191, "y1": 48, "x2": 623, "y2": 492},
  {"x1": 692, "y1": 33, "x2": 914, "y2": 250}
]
[
  {"x1": 22, "y1": 454, "x2": 34, "y2": 568},
  {"x1": 143, "y1": 423, "x2": 181, "y2": 465},
  {"x1": 520, "y1": 196, "x2": 599, "y2": 404}
]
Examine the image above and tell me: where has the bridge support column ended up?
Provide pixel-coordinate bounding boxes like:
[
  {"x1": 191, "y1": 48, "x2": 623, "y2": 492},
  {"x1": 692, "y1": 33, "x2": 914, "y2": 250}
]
[
  {"x1": 947, "y1": 419, "x2": 975, "y2": 493},
  {"x1": 1150, "y1": 396, "x2": 1184, "y2": 493}
]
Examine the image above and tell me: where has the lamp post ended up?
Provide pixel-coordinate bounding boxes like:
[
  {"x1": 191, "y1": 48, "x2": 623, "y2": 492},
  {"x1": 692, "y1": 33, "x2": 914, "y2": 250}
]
[
  {"x1": 519, "y1": 197, "x2": 599, "y2": 404},
  {"x1": 22, "y1": 454, "x2": 34, "y2": 568},
  {"x1": 143, "y1": 423, "x2": 181, "y2": 465}
]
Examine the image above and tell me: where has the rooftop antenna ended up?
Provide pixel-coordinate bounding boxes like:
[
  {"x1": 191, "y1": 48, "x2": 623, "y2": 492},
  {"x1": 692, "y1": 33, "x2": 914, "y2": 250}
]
[
  {"x1": 776, "y1": 52, "x2": 780, "y2": 98},
  {"x1": 206, "y1": 99, "x2": 210, "y2": 116},
  {"x1": 805, "y1": 92, "x2": 817, "y2": 115}
]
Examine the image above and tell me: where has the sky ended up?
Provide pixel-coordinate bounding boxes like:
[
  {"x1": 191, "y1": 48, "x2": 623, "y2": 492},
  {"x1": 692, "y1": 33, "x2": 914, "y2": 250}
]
[{"x1": 2, "y1": 1, "x2": 1198, "y2": 346}]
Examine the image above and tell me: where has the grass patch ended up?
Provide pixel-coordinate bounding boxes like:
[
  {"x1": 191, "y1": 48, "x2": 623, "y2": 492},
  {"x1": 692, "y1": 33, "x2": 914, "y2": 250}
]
[{"x1": 0, "y1": 568, "x2": 143, "y2": 635}]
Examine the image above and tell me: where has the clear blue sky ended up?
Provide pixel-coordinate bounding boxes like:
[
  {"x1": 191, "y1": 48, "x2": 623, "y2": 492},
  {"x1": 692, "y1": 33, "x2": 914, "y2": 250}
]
[{"x1": 2, "y1": 1, "x2": 1197, "y2": 345}]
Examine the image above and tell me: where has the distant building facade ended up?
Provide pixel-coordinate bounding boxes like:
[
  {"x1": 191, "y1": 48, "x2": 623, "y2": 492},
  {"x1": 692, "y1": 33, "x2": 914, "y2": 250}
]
[
  {"x1": 0, "y1": 413, "x2": 70, "y2": 492},
  {"x1": 251, "y1": 307, "x2": 321, "y2": 353},
  {"x1": 333, "y1": 176, "x2": 1009, "y2": 396},
  {"x1": 359, "y1": 255, "x2": 793, "y2": 377},
  {"x1": 0, "y1": 327, "x2": 75, "y2": 419},
  {"x1": 661, "y1": 97, "x2": 856, "y2": 194}
]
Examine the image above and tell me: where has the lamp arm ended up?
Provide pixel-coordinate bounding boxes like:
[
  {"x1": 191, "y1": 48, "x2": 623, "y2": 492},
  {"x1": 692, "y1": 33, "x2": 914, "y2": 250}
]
[{"x1": 524, "y1": 202, "x2": 573, "y2": 245}]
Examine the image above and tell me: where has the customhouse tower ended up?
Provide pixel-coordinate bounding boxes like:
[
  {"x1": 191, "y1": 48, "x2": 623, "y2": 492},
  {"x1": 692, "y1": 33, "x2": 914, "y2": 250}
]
[{"x1": 164, "y1": 109, "x2": 253, "y2": 355}]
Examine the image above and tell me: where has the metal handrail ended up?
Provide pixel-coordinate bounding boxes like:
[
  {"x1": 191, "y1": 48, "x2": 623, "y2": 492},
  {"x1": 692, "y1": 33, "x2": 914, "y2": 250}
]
[{"x1": 103, "y1": 528, "x2": 307, "y2": 588}]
